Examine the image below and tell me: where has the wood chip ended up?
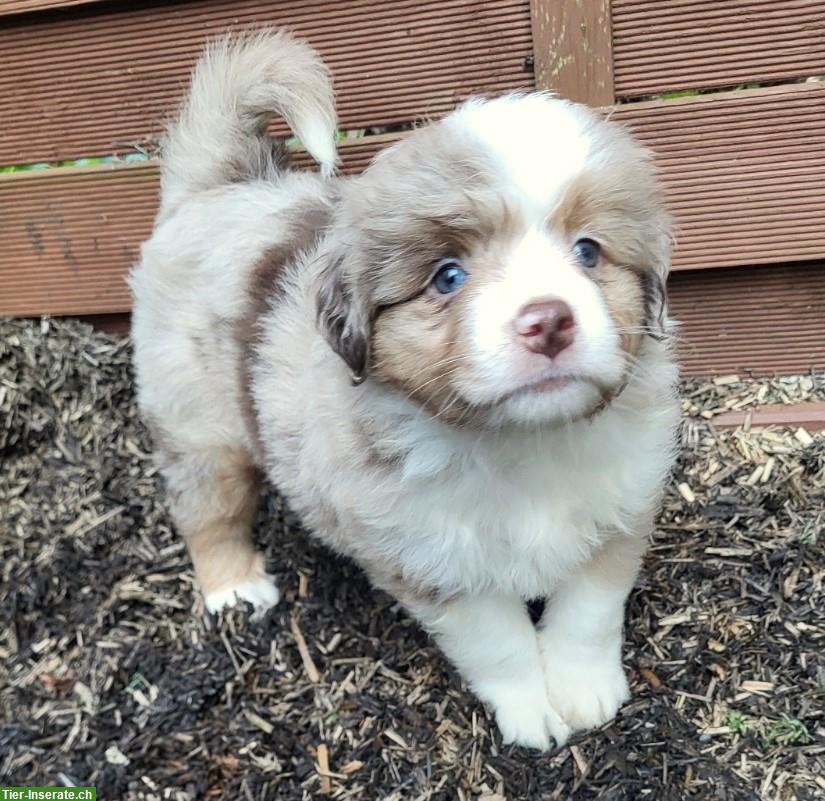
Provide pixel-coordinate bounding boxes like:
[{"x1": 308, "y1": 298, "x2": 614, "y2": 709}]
[
  {"x1": 658, "y1": 612, "x2": 692, "y2": 626},
  {"x1": 316, "y1": 743, "x2": 332, "y2": 794},
  {"x1": 243, "y1": 709, "x2": 273, "y2": 734},
  {"x1": 699, "y1": 726, "x2": 731, "y2": 736},
  {"x1": 677, "y1": 482, "x2": 696, "y2": 503},
  {"x1": 705, "y1": 547, "x2": 753, "y2": 557},
  {"x1": 794, "y1": 427, "x2": 814, "y2": 446},
  {"x1": 739, "y1": 680, "x2": 774, "y2": 695},
  {"x1": 745, "y1": 465, "x2": 763, "y2": 485},
  {"x1": 104, "y1": 745, "x2": 130, "y2": 766},
  {"x1": 569, "y1": 744, "x2": 589, "y2": 777},
  {"x1": 383, "y1": 729, "x2": 409, "y2": 748},
  {"x1": 290, "y1": 615, "x2": 321, "y2": 683},
  {"x1": 640, "y1": 667, "x2": 662, "y2": 689}
]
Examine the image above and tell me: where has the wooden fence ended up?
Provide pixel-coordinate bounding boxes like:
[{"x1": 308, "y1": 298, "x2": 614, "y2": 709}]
[{"x1": 1, "y1": 0, "x2": 824, "y2": 375}]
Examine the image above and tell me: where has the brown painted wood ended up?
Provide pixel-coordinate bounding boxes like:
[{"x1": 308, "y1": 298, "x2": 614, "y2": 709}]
[
  {"x1": 713, "y1": 403, "x2": 825, "y2": 430},
  {"x1": 613, "y1": 82, "x2": 825, "y2": 270},
  {"x1": 612, "y1": 0, "x2": 825, "y2": 98},
  {"x1": 530, "y1": 0, "x2": 614, "y2": 104},
  {"x1": 0, "y1": 137, "x2": 399, "y2": 316},
  {"x1": 5, "y1": 82, "x2": 824, "y2": 318},
  {"x1": 0, "y1": 0, "x2": 534, "y2": 165},
  {"x1": 75, "y1": 312, "x2": 132, "y2": 335},
  {"x1": 668, "y1": 263, "x2": 825, "y2": 376},
  {"x1": 0, "y1": 0, "x2": 107, "y2": 16}
]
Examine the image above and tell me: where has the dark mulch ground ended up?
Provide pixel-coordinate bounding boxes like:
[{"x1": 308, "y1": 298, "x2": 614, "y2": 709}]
[{"x1": 1, "y1": 317, "x2": 823, "y2": 801}]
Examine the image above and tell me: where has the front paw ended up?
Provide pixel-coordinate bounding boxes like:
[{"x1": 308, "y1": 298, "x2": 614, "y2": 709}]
[
  {"x1": 474, "y1": 678, "x2": 571, "y2": 750},
  {"x1": 541, "y1": 645, "x2": 630, "y2": 732},
  {"x1": 205, "y1": 573, "x2": 280, "y2": 614}
]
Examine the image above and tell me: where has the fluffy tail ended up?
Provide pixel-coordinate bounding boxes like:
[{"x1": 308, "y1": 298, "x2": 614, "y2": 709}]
[{"x1": 160, "y1": 29, "x2": 337, "y2": 212}]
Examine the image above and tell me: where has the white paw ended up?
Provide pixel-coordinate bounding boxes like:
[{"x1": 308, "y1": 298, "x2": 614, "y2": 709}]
[
  {"x1": 205, "y1": 574, "x2": 280, "y2": 614},
  {"x1": 476, "y1": 678, "x2": 571, "y2": 750},
  {"x1": 542, "y1": 649, "x2": 630, "y2": 732}
]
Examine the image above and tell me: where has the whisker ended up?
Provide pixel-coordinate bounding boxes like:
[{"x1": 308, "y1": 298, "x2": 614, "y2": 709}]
[
  {"x1": 434, "y1": 387, "x2": 464, "y2": 422},
  {"x1": 402, "y1": 365, "x2": 464, "y2": 403},
  {"x1": 370, "y1": 345, "x2": 471, "y2": 374}
]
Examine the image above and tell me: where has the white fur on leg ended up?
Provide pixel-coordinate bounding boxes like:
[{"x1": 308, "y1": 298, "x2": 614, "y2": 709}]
[
  {"x1": 205, "y1": 574, "x2": 280, "y2": 614},
  {"x1": 539, "y1": 573, "x2": 631, "y2": 731},
  {"x1": 477, "y1": 673, "x2": 571, "y2": 749},
  {"x1": 414, "y1": 594, "x2": 570, "y2": 750}
]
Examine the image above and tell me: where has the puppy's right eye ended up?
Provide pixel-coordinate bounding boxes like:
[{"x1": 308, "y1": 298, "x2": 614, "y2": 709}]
[{"x1": 431, "y1": 258, "x2": 468, "y2": 295}]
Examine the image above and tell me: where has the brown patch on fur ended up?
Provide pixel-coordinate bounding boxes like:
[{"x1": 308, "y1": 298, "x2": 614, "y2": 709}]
[
  {"x1": 349, "y1": 133, "x2": 516, "y2": 425},
  {"x1": 593, "y1": 262, "x2": 647, "y2": 358},
  {"x1": 182, "y1": 449, "x2": 264, "y2": 595},
  {"x1": 158, "y1": 445, "x2": 265, "y2": 595},
  {"x1": 551, "y1": 140, "x2": 670, "y2": 278},
  {"x1": 370, "y1": 236, "x2": 516, "y2": 426},
  {"x1": 639, "y1": 270, "x2": 668, "y2": 337},
  {"x1": 235, "y1": 200, "x2": 333, "y2": 455},
  {"x1": 225, "y1": 137, "x2": 290, "y2": 186}
]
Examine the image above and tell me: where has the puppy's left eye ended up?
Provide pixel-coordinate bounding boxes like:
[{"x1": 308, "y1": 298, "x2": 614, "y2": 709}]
[
  {"x1": 573, "y1": 238, "x2": 600, "y2": 269},
  {"x1": 431, "y1": 258, "x2": 468, "y2": 295}
]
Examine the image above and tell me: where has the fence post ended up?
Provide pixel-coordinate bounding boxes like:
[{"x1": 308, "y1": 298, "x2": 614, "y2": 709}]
[{"x1": 530, "y1": 0, "x2": 614, "y2": 106}]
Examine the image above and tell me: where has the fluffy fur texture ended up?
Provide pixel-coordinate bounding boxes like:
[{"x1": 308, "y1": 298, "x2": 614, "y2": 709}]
[{"x1": 131, "y1": 31, "x2": 680, "y2": 750}]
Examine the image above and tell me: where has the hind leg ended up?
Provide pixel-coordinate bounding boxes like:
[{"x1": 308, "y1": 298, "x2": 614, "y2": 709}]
[{"x1": 160, "y1": 443, "x2": 279, "y2": 613}]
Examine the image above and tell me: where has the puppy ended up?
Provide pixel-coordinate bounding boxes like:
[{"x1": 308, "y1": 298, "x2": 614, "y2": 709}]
[{"x1": 131, "y1": 30, "x2": 679, "y2": 750}]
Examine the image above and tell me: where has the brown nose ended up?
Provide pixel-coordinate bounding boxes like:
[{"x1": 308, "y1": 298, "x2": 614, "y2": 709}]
[{"x1": 514, "y1": 299, "x2": 576, "y2": 359}]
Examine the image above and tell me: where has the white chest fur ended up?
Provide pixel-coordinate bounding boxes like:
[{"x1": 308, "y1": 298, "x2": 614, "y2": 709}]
[{"x1": 330, "y1": 374, "x2": 679, "y2": 599}]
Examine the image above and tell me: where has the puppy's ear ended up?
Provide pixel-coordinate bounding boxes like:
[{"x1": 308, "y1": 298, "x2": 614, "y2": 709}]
[
  {"x1": 641, "y1": 270, "x2": 668, "y2": 340},
  {"x1": 316, "y1": 255, "x2": 371, "y2": 384}
]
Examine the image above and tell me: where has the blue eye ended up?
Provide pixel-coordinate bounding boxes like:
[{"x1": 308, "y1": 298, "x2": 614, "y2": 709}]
[
  {"x1": 573, "y1": 238, "x2": 600, "y2": 269},
  {"x1": 431, "y1": 258, "x2": 468, "y2": 295}
]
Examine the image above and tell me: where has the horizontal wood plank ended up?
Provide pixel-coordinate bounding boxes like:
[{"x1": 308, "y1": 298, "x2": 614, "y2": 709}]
[
  {"x1": 669, "y1": 263, "x2": 825, "y2": 376},
  {"x1": 0, "y1": 0, "x2": 533, "y2": 165},
  {"x1": 0, "y1": 138, "x2": 389, "y2": 316},
  {"x1": 713, "y1": 402, "x2": 825, "y2": 429},
  {"x1": 0, "y1": 0, "x2": 107, "y2": 16},
  {"x1": 612, "y1": 0, "x2": 825, "y2": 97},
  {"x1": 614, "y1": 82, "x2": 825, "y2": 270}
]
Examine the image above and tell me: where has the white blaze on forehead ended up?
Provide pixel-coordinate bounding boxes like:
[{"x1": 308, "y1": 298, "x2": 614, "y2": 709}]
[
  {"x1": 441, "y1": 92, "x2": 629, "y2": 418},
  {"x1": 447, "y1": 93, "x2": 593, "y2": 213}
]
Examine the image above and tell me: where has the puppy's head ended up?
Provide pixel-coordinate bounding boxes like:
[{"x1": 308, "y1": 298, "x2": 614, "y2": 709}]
[{"x1": 317, "y1": 94, "x2": 671, "y2": 427}]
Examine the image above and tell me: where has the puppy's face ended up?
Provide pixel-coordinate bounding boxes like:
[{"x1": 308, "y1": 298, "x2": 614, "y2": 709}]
[{"x1": 318, "y1": 95, "x2": 670, "y2": 427}]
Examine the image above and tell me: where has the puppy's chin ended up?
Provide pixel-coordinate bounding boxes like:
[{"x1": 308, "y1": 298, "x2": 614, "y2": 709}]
[{"x1": 480, "y1": 378, "x2": 611, "y2": 428}]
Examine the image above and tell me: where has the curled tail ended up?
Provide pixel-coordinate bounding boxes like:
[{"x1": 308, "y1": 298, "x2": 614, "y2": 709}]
[{"x1": 160, "y1": 29, "x2": 337, "y2": 212}]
